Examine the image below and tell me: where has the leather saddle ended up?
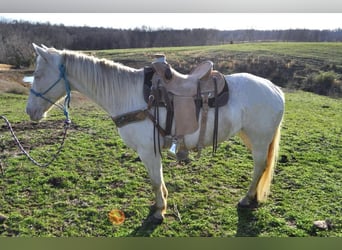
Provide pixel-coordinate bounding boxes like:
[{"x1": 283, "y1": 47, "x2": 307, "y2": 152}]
[{"x1": 143, "y1": 55, "x2": 229, "y2": 160}]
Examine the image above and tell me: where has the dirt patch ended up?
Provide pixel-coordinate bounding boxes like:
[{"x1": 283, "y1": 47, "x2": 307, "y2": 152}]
[
  {"x1": 1, "y1": 120, "x2": 62, "y2": 154},
  {"x1": 0, "y1": 67, "x2": 94, "y2": 107},
  {"x1": 0, "y1": 67, "x2": 31, "y2": 94},
  {"x1": 0, "y1": 119, "x2": 87, "y2": 157},
  {"x1": 1, "y1": 119, "x2": 90, "y2": 134},
  {"x1": 0, "y1": 64, "x2": 13, "y2": 70}
]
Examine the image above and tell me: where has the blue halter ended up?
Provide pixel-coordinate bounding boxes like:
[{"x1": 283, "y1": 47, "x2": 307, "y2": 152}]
[{"x1": 30, "y1": 64, "x2": 71, "y2": 123}]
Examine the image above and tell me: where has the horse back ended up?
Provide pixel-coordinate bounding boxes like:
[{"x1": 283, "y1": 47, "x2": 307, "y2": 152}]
[{"x1": 226, "y1": 73, "x2": 285, "y2": 112}]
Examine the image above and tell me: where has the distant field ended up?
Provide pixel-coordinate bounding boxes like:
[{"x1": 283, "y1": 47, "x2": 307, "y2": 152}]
[
  {"x1": 92, "y1": 42, "x2": 342, "y2": 97},
  {"x1": 2, "y1": 42, "x2": 342, "y2": 95},
  {"x1": 93, "y1": 42, "x2": 342, "y2": 70},
  {"x1": 96, "y1": 42, "x2": 342, "y2": 59},
  {"x1": 0, "y1": 43, "x2": 341, "y2": 236}
]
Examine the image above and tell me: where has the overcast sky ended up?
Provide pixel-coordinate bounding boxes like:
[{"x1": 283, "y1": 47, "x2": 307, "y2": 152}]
[{"x1": 1, "y1": 13, "x2": 341, "y2": 30}]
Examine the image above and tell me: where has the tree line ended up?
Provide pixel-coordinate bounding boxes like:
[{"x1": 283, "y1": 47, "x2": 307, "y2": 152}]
[{"x1": 1, "y1": 18, "x2": 342, "y2": 67}]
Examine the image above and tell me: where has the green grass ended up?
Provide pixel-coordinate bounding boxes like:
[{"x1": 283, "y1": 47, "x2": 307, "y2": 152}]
[
  {"x1": 0, "y1": 90, "x2": 341, "y2": 237},
  {"x1": 1, "y1": 42, "x2": 342, "y2": 236}
]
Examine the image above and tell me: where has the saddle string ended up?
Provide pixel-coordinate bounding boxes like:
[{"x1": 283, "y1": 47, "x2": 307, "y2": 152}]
[
  {"x1": 149, "y1": 78, "x2": 176, "y2": 157},
  {"x1": 196, "y1": 93, "x2": 209, "y2": 158},
  {"x1": 213, "y1": 77, "x2": 219, "y2": 154},
  {"x1": 151, "y1": 79, "x2": 162, "y2": 157}
]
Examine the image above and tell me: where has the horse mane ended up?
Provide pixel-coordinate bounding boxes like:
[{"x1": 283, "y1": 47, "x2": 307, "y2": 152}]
[{"x1": 59, "y1": 49, "x2": 144, "y2": 115}]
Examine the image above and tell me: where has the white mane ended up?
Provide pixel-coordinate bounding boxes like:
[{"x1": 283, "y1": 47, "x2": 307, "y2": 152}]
[{"x1": 61, "y1": 50, "x2": 145, "y2": 116}]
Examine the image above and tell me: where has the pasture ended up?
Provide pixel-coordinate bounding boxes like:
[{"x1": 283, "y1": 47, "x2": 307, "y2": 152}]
[{"x1": 0, "y1": 43, "x2": 341, "y2": 236}]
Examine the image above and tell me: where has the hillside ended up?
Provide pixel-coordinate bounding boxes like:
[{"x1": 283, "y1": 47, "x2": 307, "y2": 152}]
[
  {"x1": 1, "y1": 42, "x2": 342, "y2": 97},
  {"x1": 93, "y1": 42, "x2": 342, "y2": 97}
]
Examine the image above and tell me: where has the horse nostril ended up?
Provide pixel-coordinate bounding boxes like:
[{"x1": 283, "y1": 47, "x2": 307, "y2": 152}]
[{"x1": 26, "y1": 106, "x2": 35, "y2": 117}]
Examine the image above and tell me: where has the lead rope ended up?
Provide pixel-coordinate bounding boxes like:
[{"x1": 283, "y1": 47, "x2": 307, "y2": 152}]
[
  {"x1": 0, "y1": 115, "x2": 70, "y2": 169},
  {"x1": 0, "y1": 63, "x2": 72, "y2": 172}
]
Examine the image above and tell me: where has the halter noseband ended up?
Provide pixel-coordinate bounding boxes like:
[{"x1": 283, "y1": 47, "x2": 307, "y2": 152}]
[{"x1": 30, "y1": 64, "x2": 71, "y2": 123}]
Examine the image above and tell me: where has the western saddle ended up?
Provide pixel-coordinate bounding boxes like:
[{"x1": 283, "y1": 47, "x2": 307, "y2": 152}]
[
  {"x1": 113, "y1": 54, "x2": 229, "y2": 162},
  {"x1": 145, "y1": 55, "x2": 229, "y2": 161}
]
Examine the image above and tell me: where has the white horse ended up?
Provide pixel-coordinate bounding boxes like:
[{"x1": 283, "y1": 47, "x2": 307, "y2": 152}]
[{"x1": 26, "y1": 44, "x2": 285, "y2": 223}]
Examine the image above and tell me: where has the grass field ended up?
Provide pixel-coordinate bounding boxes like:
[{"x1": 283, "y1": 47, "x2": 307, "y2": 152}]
[
  {"x1": 0, "y1": 43, "x2": 341, "y2": 237},
  {"x1": 93, "y1": 42, "x2": 342, "y2": 72}
]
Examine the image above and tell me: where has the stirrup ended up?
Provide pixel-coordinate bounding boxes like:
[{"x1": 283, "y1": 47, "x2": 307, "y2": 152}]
[
  {"x1": 167, "y1": 137, "x2": 190, "y2": 162},
  {"x1": 167, "y1": 139, "x2": 178, "y2": 159}
]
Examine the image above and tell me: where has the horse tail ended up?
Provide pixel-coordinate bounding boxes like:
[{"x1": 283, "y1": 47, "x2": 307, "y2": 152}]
[{"x1": 256, "y1": 123, "x2": 281, "y2": 202}]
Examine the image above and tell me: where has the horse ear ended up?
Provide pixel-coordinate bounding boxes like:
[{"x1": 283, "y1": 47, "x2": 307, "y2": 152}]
[
  {"x1": 41, "y1": 44, "x2": 49, "y2": 49},
  {"x1": 32, "y1": 43, "x2": 40, "y2": 52},
  {"x1": 32, "y1": 43, "x2": 52, "y2": 62},
  {"x1": 33, "y1": 43, "x2": 46, "y2": 56},
  {"x1": 41, "y1": 44, "x2": 57, "y2": 51}
]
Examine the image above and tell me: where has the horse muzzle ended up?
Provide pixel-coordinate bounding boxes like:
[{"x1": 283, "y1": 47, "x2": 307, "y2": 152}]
[{"x1": 26, "y1": 106, "x2": 46, "y2": 122}]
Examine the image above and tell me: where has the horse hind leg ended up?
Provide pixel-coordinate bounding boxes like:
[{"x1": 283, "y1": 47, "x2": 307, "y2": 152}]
[{"x1": 238, "y1": 126, "x2": 281, "y2": 208}]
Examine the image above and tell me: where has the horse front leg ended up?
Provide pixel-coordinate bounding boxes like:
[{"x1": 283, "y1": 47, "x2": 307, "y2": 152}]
[{"x1": 138, "y1": 149, "x2": 168, "y2": 223}]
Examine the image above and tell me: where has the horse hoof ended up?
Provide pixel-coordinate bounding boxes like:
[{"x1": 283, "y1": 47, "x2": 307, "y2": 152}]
[
  {"x1": 237, "y1": 197, "x2": 259, "y2": 210},
  {"x1": 147, "y1": 215, "x2": 164, "y2": 225},
  {"x1": 148, "y1": 204, "x2": 165, "y2": 224}
]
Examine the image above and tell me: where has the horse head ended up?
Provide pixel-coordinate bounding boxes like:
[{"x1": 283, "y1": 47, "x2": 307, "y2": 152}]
[{"x1": 26, "y1": 44, "x2": 69, "y2": 121}]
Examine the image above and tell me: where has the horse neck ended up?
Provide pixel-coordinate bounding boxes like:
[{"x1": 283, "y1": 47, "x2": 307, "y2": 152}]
[{"x1": 63, "y1": 53, "x2": 146, "y2": 117}]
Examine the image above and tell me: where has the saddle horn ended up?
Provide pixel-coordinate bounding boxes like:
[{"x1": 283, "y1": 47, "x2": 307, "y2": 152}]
[
  {"x1": 152, "y1": 54, "x2": 173, "y2": 81},
  {"x1": 153, "y1": 54, "x2": 167, "y2": 63}
]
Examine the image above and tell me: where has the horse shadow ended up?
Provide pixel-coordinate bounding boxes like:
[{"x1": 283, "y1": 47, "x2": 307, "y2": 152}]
[
  {"x1": 129, "y1": 205, "x2": 263, "y2": 237},
  {"x1": 129, "y1": 206, "x2": 163, "y2": 237},
  {"x1": 235, "y1": 206, "x2": 262, "y2": 237}
]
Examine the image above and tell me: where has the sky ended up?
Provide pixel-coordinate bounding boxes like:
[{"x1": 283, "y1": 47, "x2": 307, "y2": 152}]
[{"x1": 1, "y1": 13, "x2": 341, "y2": 30}]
